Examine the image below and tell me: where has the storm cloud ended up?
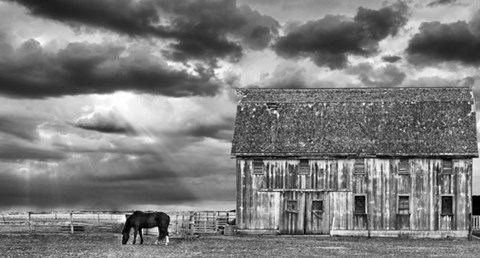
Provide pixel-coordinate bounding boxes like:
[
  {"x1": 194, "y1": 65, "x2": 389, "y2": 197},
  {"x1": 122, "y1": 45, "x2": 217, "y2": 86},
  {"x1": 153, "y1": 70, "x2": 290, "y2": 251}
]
[
  {"x1": 8, "y1": 0, "x2": 279, "y2": 64},
  {"x1": 74, "y1": 110, "x2": 135, "y2": 135},
  {"x1": 273, "y1": 2, "x2": 408, "y2": 69},
  {"x1": 406, "y1": 18, "x2": 480, "y2": 66},
  {"x1": 0, "y1": 37, "x2": 222, "y2": 98}
]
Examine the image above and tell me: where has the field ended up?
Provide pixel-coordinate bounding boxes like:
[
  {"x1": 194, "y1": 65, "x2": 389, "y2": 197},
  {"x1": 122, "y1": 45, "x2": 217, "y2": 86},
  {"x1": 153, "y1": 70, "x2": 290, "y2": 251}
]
[{"x1": 1, "y1": 234, "x2": 480, "y2": 257}]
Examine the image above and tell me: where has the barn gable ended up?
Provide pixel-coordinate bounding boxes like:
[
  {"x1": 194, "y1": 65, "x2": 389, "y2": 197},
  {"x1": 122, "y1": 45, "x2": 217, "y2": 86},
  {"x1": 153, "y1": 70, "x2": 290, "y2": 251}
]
[{"x1": 231, "y1": 87, "x2": 478, "y2": 158}]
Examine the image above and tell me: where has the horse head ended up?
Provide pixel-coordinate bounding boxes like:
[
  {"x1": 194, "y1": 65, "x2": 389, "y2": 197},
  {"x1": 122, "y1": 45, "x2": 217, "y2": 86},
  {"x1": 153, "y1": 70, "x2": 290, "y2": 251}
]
[
  {"x1": 122, "y1": 229, "x2": 130, "y2": 245},
  {"x1": 121, "y1": 221, "x2": 131, "y2": 245}
]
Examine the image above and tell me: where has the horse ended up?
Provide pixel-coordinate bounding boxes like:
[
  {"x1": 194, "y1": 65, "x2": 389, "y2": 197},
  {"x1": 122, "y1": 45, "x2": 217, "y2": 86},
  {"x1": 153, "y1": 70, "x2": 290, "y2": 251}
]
[{"x1": 121, "y1": 211, "x2": 170, "y2": 245}]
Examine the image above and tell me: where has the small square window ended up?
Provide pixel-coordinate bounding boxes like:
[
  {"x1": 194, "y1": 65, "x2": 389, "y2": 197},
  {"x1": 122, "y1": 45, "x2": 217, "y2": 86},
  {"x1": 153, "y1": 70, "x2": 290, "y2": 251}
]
[
  {"x1": 253, "y1": 160, "x2": 263, "y2": 175},
  {"x1": 299, "y1": 159, "x2": 309, "y2": 175},
  {"x1": 398, "y1": 160, "x2": 410, "y2": 175},
  {"x1": 312, "y1": 200, "x2": 323, "y2": 212},
  {"x1": 286, "y1": 200, "x2": 299, "y2": 213},
  {"x1": 354, "y1": 195, "x2": 366, "y2": 214},
  {"x1": 442, "y1": 160, "x2": 453, "y2": 174},
  {"x1": 354, "y1": 159, "x2": 365, "y2": 174},
  {"x1": 441, "y1": 196, "x2": 453, "y2": 215},
  {"x1": 398, "y1": 196, "x2": 409, "y2": 215}
]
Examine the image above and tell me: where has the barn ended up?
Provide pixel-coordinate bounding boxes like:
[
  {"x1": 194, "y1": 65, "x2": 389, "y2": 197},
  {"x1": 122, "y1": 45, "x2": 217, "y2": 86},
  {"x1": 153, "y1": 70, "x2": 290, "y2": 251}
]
[{"x1": 231, "y1": 87, "x2": 478, "y2": 237}]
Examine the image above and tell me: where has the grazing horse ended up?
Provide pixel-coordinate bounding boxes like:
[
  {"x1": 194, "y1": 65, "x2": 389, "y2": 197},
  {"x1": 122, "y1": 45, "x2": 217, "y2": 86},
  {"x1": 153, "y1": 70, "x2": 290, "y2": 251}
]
[{"x1": 121, "y1": 211, "x2": 170, "y2": 245}]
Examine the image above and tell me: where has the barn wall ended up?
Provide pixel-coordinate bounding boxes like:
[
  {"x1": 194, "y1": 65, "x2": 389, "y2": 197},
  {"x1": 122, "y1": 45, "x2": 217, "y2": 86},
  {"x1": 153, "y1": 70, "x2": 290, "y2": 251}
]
[
  {"x1": 236, "y1": 158, "x2": 472, "y2": 233},
  {"x1": 237, "y1": 160, "x2": 280, "y2": 231}
]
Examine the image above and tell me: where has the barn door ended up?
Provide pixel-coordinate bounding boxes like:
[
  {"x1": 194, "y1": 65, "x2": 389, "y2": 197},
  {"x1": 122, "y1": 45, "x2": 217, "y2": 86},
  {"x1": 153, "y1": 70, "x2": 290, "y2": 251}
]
[
  {"x1": 305, "y1": 192, "x2": 330, "y2": 234},
  {"x1": 280, "y1": 191, "x2": 305, "y2": 234},
  {"x1": 280, "y1": 191, "x2": 330, "y2": 235}
]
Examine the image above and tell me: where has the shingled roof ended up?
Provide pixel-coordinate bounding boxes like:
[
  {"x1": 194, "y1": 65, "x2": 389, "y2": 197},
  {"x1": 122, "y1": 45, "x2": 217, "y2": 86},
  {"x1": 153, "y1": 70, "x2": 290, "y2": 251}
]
[{"x1": 231, "y1": 87, "x2": 478, "y2": 158}]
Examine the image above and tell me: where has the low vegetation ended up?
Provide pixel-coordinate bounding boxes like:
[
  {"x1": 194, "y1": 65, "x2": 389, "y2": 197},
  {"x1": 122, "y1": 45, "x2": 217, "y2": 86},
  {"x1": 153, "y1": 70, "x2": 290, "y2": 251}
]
[{"x1": 1, "y1": 234, "x2": 480, "y2": 257}]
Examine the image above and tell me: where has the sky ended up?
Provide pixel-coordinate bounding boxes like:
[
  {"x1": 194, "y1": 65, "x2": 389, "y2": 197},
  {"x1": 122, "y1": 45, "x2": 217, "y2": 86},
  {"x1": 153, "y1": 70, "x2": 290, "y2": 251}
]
[{"x1": 1, "y1": 0, "x2": 480, "y2": 212}]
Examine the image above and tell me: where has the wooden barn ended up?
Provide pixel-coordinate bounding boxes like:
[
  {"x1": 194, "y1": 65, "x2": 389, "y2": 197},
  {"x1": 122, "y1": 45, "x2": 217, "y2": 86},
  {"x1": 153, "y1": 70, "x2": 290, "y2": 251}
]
[{"x1": 231, "y1": 87, "x2": 478, "y2": 237}]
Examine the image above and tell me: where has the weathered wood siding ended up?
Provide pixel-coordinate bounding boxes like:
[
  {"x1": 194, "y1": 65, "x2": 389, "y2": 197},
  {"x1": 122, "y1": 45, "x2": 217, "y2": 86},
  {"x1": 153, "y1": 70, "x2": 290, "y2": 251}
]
[
  {"x1": 237, "y1": 160, "x2": 280, "y2": 231},
  {"x1": 236, "y1": 158, "x2": 472, "y2": 233}
]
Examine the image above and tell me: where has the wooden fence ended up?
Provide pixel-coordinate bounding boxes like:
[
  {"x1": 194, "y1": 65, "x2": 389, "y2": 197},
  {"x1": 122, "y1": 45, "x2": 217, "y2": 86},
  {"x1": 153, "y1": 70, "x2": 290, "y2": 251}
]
[{"x1": 0, "y1": 211, "x2": 236, "y2": 236}]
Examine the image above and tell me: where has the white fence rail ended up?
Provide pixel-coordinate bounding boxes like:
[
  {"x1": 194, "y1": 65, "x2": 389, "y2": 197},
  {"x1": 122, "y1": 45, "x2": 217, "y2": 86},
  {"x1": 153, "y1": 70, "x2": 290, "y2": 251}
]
[{"x1": 0, "y1": 211, "x2": 236, "y2": 236}]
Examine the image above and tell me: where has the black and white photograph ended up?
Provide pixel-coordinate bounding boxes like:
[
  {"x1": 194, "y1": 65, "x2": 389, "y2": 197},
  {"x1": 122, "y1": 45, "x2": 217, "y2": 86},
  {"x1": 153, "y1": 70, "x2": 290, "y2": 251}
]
[{"x1": 1, "y1": 0, "x2": 480, "y2": 257}]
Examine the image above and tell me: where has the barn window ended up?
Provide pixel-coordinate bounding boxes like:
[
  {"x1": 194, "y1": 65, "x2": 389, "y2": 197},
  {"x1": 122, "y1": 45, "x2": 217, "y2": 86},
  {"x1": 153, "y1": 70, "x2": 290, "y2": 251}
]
[
  {"x1": 354, "y1": 159, "x2": 365, "y2": 174},
  {"x1": 441, "y1": 196, "x2": 453, "y2": 215},
  {"x1": 312, "y1": 200, "x2": 323, "y2": 213},
  {"x1": 398, "y1": 159, "x2": 410, "y2": 175},
  {"x1": 354, "y1": 195, "x2": 366, "y2": 214},
  {"x1": 253, "y1": 160, "x2": 263, "y2": 175},
  {"x1": 299, "y1": 159, "x2": 309, "y2": 175},
  {"x1": 286, "y1": 200, "x2": 299, "y2": 213},
  {"x1": 398, "y1": 196, "x2": 410, "y2": 215},
  {"x1": 442, "y1": 159, "x2": 453, "y2": 174}
]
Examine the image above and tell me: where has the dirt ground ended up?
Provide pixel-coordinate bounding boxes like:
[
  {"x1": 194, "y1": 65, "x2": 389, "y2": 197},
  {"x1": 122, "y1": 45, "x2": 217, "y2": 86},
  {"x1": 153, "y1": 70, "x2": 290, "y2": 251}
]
[{"x1": 1, "y1": 233, "x2": 480, "y2": 257}]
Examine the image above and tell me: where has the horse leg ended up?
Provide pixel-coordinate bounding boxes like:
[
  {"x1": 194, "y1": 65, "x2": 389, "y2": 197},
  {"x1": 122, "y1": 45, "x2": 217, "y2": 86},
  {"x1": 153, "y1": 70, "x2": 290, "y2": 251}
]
[
  {"x1": 156, "y1": 226, "x2": 169, "y2": 245},
  {"x1": 139, "y1": 228, "x2": 143, "y2": 244},
  {"x1": 133, "y1": 228, "x2": 137, "y2": 244},
  {"x1": 164, "y1": 229, "x2": 169, "y2": 245},
  {"x1": 155, "y1": 226, "x2": 161, "y2": 245}
]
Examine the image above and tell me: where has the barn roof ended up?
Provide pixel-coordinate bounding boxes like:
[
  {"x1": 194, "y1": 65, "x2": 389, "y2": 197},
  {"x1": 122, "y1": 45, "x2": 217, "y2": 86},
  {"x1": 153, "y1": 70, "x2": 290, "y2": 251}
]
[{"x1": 231, "y1": 87, "x2": 478, "y2": 158}]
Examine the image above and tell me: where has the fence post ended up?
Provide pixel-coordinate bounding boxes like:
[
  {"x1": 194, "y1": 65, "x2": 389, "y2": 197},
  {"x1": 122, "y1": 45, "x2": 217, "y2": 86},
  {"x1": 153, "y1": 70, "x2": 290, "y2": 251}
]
[
  {"x1": 214, "y1": 212, "x2": 219, "y2": 233},
  {"x1": 175, "y1": 214, "x2": 179, "y2": 235},
  {"x1": 70, "y1": 212, "x2": 74, "y2": 234},
  {"x1": 190, "y1": 212, "x2": 195, "y2": 235},
  {"x1": 28, "y1": 212, "x2": 32, "y2": 234}
]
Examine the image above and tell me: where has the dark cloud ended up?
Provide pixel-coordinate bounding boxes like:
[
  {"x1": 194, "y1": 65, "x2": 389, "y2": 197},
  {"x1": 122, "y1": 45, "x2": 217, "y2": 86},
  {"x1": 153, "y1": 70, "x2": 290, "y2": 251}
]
[
  {"x1": 0, "y1": 143, "x2": 236, "y2": 210},
  {"x1": 0, "y1": 166, "x2": 197, "y2": 210},
  {"x1": 158, "y1": 0, "x2": 279, "y2": 64},
  {"x1": 0, "y1": 115, "x2": 42, "y2": 141},
  {"x1": 426, "y1": 0, "x2": 459, "y2": 8},
  {"x1": 382, "y1": 55, "x2": 402, "y2": 63},
  {"x1": 182, "y1": 115, "x2": 234, "y2": 141},
  {"x1": 74, "y1": 110, "x2": 135, "y2": 135},
  {"x1": 8, "y1": 0, "x2": 163, "y2": 37},
  {"x1": 0, "y1": 37, "x2": 221, "y2": 98},
  {"x1": 273, "y1": 2, "x2": 408, "y2": 69},
  {"x1": 346, "y1": 63, "x2": 406, "y2": 87},
  {"x1": 0, "y1": 138, "x2": 66, "y2": 161},
  {"x1": 9, "y1": 0, "x2": 279, "y2": 64},
  {"x1": 406, "y1": 18, "x2": 480, "y2": 66}
]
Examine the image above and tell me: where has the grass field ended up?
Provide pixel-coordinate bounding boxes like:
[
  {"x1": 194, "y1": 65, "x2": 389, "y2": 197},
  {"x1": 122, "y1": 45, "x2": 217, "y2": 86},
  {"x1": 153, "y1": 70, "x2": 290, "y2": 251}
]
[{"x1": 1, "y1": 234, "x2": 480, "y2": 257}]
